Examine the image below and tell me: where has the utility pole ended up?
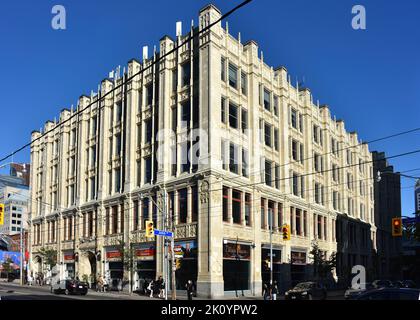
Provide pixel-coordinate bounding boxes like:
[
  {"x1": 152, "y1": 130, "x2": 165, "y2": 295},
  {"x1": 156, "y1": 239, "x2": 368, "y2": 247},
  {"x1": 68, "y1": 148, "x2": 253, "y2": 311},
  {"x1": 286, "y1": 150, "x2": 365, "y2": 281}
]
[
  {"x1": 162, "y1": 187, "x2": 168, "y2": 300},
  {"x1": 20, "y1": 227, "x2": 24, "y2": 286},
  {"x1": 269, "y1": 209, "x2": 273, "y2": 286}
]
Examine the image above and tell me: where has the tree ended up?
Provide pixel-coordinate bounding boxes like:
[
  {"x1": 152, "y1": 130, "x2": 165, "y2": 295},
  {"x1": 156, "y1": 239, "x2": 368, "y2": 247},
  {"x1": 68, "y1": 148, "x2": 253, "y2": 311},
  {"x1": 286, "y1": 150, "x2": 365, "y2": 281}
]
[
  {"x1": 38, "y1": 247, "x2": 57, "y2": 270},
  {"x1": 116, "y1": 239, "x2": 136, "y2": 294},
  {"x1": 309, "y1": 241, "x2": 337, "y2": 283},
  {"x1": 2, "y1": 257, "x2": 14, "y2": 280}
]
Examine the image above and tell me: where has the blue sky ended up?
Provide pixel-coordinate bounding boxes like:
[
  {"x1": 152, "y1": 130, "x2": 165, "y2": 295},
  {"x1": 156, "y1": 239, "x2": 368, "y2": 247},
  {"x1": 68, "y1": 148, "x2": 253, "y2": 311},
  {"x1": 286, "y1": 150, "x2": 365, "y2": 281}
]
[{"x1": 0, "y1": 0, "x2": 419, "y2": 215}]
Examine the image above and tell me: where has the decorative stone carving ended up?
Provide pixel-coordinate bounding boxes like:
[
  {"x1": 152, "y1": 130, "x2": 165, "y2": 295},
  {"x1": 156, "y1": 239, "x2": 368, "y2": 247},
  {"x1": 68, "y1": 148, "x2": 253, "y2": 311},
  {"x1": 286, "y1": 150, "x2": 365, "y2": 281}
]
[{"x1": 200, "y1": 181, "x2": 210, "y2": 204}]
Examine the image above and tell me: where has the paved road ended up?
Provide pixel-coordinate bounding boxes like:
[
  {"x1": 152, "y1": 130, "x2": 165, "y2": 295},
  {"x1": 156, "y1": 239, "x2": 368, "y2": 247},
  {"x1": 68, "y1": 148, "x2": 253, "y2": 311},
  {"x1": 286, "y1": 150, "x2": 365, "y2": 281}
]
[{"x1": 0, "y1": 281, "x2": 345, "y2": 300}]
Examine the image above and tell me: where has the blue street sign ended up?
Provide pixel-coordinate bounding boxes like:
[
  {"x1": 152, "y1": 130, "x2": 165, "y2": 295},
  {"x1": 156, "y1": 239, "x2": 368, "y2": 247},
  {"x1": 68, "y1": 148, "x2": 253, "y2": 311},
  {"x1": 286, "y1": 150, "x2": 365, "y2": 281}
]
[
  {"x1": 403, "y1": 217, "x2": 420, "y2": 224},
  {"x1": 154, "y1": 229, "x2": 174, "y2": 237}
]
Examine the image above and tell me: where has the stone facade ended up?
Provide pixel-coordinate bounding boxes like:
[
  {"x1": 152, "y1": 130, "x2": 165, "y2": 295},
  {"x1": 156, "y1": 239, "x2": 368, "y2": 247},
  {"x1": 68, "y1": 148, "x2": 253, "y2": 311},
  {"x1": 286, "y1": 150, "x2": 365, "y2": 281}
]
[{"x1": 28, "y1": 4, "x2": 375, "y2": 298}]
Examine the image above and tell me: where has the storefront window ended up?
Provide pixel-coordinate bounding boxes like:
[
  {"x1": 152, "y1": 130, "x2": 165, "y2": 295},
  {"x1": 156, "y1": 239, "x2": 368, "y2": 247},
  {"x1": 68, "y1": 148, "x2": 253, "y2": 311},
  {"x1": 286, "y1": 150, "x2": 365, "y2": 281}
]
[
  {"x1": 223, "y1": 243, "x2": 251, "y2": 291},
  {"x1": 223, "y1": 187, "x2": 229, "y2": 222}
]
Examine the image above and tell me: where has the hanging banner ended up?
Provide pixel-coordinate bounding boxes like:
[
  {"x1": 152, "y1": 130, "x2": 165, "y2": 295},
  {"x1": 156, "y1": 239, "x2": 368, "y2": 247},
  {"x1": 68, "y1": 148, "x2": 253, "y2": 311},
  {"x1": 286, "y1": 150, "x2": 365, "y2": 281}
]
[{"x1": 135, "y1": 244, "x2": 156, "y2": 261}]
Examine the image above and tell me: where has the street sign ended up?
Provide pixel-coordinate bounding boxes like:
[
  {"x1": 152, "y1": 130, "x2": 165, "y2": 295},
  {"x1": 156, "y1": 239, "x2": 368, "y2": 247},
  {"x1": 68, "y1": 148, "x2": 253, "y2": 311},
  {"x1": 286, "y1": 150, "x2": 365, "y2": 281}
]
[
  {"x1": 403, "y1": 217, "x2": 420, "y2": 224},
  {"x1": 154, "y1": 229, "x2": 174, "y2": 237}
]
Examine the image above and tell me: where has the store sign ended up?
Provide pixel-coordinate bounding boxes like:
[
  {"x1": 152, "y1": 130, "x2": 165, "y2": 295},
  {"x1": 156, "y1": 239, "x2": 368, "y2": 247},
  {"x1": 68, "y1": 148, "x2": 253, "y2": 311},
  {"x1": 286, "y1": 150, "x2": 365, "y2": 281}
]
[
  {"x1": 106, "y1": 251, "x2": 122, "y2": 261},
  {"x1": 135, "y1": 245, "x2": 156, "y2": 261},
  {"x1": 291, "y1": 251, "x2": 307, "y2": 265},
  {"x1": 63, "y1": 254, "x2": 75, "y2": 262},
  {"x1": 172, "y1": 240, "x2": 198, "y2": 259},
  {"x1": 223, "y1": 243, "x2": 251, "y2": 261}
]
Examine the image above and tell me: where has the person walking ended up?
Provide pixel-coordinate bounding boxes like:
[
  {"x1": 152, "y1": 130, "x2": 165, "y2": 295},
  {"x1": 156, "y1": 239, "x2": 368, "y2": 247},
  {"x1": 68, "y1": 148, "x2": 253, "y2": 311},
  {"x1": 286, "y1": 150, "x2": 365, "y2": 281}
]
[
  {"x1": 27, "y1": 273, "x2": 33, "y2": 286},
  {"x1": 271, "y1": 281, "x2": 279, "y2": 301},
  {"x1": 263, "y1": 282, "x2": 271, "y2": 301},
  {"x1": 96, "y1": 275, "x2": 104, "y2": 292},
  {"x1": 186, "y1": 280, "x2": 194, "y2": 301},
  {"x1": 148, "y1": 280, "x2": 154, "y2": 298}
]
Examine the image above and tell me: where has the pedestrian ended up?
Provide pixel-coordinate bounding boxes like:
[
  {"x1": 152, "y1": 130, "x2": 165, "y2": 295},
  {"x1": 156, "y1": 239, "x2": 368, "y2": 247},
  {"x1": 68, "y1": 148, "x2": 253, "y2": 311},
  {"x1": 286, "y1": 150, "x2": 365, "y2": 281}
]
[
  {"x1": 159, "y1": 277, "x2": 165, "y2": 299},
  {"x1": 27, "y1": 273, "x2": 33, "y2": 286},
  {"x1": 271, "y1": 281, "x2": 278, "y2": 301},
  {"x1": 143, "y1": 279, "x2": 149, "y2": 295},
  {"x1": 148, "y1": 280, "x2": 154, "y2": 298},
  {"x1": 186, "y1": 280, "x2": 194, "y2": 300},
  {"x1": 97, "y1": 275, "x2": 104, "y2": 292},
  {"x1": 263, "y1": 282, "x2": 271, "y2": 300}
]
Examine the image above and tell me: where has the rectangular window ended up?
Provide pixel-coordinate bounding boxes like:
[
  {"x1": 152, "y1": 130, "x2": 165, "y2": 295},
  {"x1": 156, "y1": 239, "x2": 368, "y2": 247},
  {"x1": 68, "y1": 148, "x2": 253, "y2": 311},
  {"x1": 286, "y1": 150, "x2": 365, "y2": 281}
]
[
  {"x1": 275, "y1": 165, "x2": 280, "y2": 189},
  {"x1": 292, "y1": 173, "x2": 299, "y2": 196},
  {"x1": 181, "y1": 101, "x2": 191, "y2": 129},
  {"x1": 192, "y1": 186, "x2": 198, "y2": 223},
  {"x1": 181, "y1": 62, "x2": 191, "y2": 87},
  {"x1": 264, "y1": 123, "x2": 272, "y2": 147},
  {"x1": 242, "y1": 148, "x2": 249, "y2": 178},
  {"x1": 296, "y1": 209, "x2": 302, "y2": 236},
  {"x1": 116, "y1": 100, "x2": 123, "y2": 123},
  {"x1": 278, "y1": 203, "x2": 283, "y2": 227},
  {"x1": 265, "y1": 161, "x2": 272, "y2": 187},
  {"x1": 145, "y1": 118, "x2": 153, "y2": 144},
  {"x1": 274, "y1": 128, "x2": 279, "y2": 151},
  {"x1": 300, "y1": 143, "x2": 304, "y2": 164},
  {"x1": 229, "y1": 143, "x2": 239, "y2": 174},
  {"x1": 228, "y1": 63, "x2": 238, "y2": 89},
  {"x1": 172, "y1": 106, "x2": 178, "y2": 131},
  {"x1": 178, "y1": 188, "x2": 188, "y2": 224},
  {"x1": 241, "y1": 109, "x2": 248, "y2": 133},
  {"x1": 232, "y1": 190, "x2": 242, "y2": 224},
  {"x1": 172, "y1": 69, "x2": 178, "y2": 92},
  {"x1": 221, "y1": 57, "x2": 226, "y2": 82},
  {"x1": 133, "y1": 200, "x2": 139, "y2": 231},
  {"x1": 221, "y1": 97, "x2": 226, "y2": 124},
  {"x1": 112, "y1": 206, "x2": 118, "y2": 234},
  {"x1": 146, "y1": 83, "x2": 153, "y2": 106},
  {"x1": 261, "y1": 199, "x2": 266, "y2": 229},
  {"x1": 223, "y1": 187, "x2": 229, "y2": 222},
  {"x1": 114, "y1": 167, "x2": 121, "y2": 193},
  {"x1": 264, "y1": 89, "x2": 271, "y2": 111},
  {"x1": 142, "y1": 198, "x2": 150, "y2": 224},
  {"x1": 292, "y1": 140, "x2": 298, "y2": 161},
  {"x1": 317, "y1": 215, "x2": 322, "y2": 240},
  {"x1": 273, "y1": 96, "x2": 279, "y2": 116},
  {"x1": 241, "y1": 71, "x2": 247, "y2": 95},
  {"x1": 229, "y1": 102, "x2": 239, "y2": 129},
  {"x1": 245, "y1": 193, "x2": 251, "y2": 226},
  {"x1": 144, "y1": 156, "x2": 152, "y2": 184},
  {"x1": 115, "y1": 133, "x2": 122, "y2": 156},
  {"x1": 291, "y1": 108, "x2": 297, "y2": 129},
  {"x1": 90, "y1": 177, "x2": 95, "y2": 200}
]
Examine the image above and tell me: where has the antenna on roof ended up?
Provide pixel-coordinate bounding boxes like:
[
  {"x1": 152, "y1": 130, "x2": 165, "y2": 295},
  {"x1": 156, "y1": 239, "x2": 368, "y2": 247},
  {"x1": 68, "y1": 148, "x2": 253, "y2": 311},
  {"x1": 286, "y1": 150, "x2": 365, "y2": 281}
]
[
  {"x1": 176, "y1": 21, "x2": 182, "y2": 37},
  {"x1": 143, "y1": 46, "x2": 149, "y2": 61}
]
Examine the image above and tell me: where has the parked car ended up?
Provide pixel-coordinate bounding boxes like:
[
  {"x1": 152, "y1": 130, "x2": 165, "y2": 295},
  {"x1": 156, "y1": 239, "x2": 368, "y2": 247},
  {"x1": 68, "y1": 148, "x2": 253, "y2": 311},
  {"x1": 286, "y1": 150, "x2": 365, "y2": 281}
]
[
  {"x1": 285, "y1": 282, "x2": 327, "y2": 300},
  {"x1": 372, "y1": 280, "x2": 394, "y2": 289},
  {"x1": 51, "y1": 279, "x2": 88, "y2": 295},
  {"x1": 393, "y1": 280, "x2": 417, "y2": 289},
  {"x1": 355, "y1": 288, "x2": 420, "y2": 300},
  {"x1": 344, "y1": 283, "x2": 374, "y2": 300}
]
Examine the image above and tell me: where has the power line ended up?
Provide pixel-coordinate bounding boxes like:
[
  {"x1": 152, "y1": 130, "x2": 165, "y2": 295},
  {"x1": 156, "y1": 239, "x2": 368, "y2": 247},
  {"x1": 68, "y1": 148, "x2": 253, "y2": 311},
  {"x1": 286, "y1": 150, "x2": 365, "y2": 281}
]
[{"x1": 0, "y1": 0, "x2": 254, "y2": 165}]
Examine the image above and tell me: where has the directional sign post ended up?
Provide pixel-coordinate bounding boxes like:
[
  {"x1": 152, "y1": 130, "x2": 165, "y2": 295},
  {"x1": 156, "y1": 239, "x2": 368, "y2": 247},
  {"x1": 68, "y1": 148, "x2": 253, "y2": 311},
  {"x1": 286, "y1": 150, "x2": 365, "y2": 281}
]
[{"x1": 154, "y1": 229, "x2": 174, "y2": 238}]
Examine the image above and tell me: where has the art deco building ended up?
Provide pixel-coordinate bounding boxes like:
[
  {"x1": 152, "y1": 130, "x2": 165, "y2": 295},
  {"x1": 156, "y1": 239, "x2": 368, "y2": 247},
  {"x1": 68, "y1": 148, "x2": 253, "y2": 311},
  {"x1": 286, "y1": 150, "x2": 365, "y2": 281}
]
[{"x1": 29, "y1": 4, "x2": 375, "y2": 297}]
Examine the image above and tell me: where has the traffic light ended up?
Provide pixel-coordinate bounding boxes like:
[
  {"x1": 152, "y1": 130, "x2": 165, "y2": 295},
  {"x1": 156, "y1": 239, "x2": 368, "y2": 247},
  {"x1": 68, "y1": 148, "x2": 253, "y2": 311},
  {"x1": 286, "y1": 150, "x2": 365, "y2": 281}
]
[
  {"x1": 145, "y1": 220, "x2": 155, "y2": 238},
  {"x1": 0, "y1": 204, "x2": 4, "y2": 226},
  {"x1": 282, "y1": 224, "x2": 291, "y2": 241},
  {"x1": 175, "y1": 259, "x2": 181, "y2": 270},
  {"x1": 392, "y1": 218, "x2": 403, "y2": 237}
]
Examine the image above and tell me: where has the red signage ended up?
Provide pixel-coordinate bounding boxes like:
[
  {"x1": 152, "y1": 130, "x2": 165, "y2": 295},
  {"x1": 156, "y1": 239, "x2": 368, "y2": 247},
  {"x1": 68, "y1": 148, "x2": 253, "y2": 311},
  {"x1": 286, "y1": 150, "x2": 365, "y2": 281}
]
[
  {"x1": 106, "y1": 251, "x2": 122, "y2": 259},
  {"x1": 136, "y1": 248, "x2": 155, "y2": 258},
  {"x1": 64, "y1": 254, "x2": 75, "y2": 261}
]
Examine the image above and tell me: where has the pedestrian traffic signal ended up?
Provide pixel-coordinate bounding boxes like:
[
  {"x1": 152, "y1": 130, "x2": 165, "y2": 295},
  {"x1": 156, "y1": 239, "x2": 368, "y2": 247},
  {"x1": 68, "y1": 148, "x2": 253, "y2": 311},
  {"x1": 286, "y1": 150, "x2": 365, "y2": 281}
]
[
  {"x1": 145, "y1": 220, "x2": 155, "y2": 238},
  {"x1": 392, "y1": 218, "x2": 403, "y2": 237},
  {"x1": 0, "y1": 204, "x2": 4, "y2": 226},
  {"x1": 282, "y1": 224, "x2": 291, "y2": 241}
]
